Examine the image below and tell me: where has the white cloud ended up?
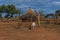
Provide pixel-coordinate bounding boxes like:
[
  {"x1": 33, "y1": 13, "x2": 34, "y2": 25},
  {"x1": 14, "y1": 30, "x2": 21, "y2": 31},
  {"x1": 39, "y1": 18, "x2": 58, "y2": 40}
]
[
  {"x1": 16, "y1": 5, "x2": 30, "y2": 8},
  {"x1": 52, "y1": 1, "x2": 60, "y2": 5}
]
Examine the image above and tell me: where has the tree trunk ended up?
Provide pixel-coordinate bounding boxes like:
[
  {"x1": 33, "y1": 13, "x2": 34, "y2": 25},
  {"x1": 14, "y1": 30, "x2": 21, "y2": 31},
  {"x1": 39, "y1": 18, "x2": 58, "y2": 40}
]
[
  {"x1": 10, "y1": 13, "x2": 14, "y2": 18},
  {"x1": 7, "y1": 12, "x2": 10, "y2": 19},
  {"x1": 0, "y1": 13, "x2": 2, "y2": 21},
  {"x1": 17, "y1": 13, "x2": 20, "y2": 29}
]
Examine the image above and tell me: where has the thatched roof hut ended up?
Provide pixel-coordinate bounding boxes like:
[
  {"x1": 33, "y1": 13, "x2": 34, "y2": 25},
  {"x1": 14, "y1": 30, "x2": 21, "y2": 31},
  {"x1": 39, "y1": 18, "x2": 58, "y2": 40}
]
[
  {"x1": 21, "y1": 8, "x2": 38, "y2": 22},
  {"x1": 24, "y1": 8, "x2": 36, "y2": 16}
]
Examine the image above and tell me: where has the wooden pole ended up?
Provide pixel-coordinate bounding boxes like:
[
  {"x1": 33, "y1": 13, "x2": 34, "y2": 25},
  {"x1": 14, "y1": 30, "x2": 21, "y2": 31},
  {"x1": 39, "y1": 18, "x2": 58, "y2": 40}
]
[{"x1": 37, "y1": 15, "x2": 40, "y2": 27}]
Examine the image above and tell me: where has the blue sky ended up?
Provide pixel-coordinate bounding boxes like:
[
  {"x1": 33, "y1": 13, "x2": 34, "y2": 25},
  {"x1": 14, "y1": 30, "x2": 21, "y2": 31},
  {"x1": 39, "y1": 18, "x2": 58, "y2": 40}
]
[{"x1": 0, "y1": 0, "x2": 60, "y2": 14}]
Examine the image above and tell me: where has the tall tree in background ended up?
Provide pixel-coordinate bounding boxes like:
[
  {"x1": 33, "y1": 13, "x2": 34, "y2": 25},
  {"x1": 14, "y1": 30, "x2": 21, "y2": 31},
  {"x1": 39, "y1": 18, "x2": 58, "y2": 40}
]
[
  {"x1": 5, "y1": 4, "x2": 16, "y2": 18},
  {"x1": 0, "y1": 5, "x2": 6, "y2": 21},
  {"x1": 55, "y1": 10, "x2": 60, "y2": 18},
  {"x1": 0, "y1": 4, "x2": 21, "y2": 22},
  {"x1": 0, "y1": 7, "x2": 2, "y2": 18},
  {"x1": 0, "y1": 5, "x2": 6, "y2": 12},
  {"x1": 44, "y1": 13, "x2": 55, "y2": 18},
  {"x1": 10, "y1": 9, "x2": 16, "y2": 18},
  {"x1": 15, "y1": 10, "x2": 21, "y2": 19},
  {"x1": 38, "y1": 10, "x2": 44, "y2": 19}
]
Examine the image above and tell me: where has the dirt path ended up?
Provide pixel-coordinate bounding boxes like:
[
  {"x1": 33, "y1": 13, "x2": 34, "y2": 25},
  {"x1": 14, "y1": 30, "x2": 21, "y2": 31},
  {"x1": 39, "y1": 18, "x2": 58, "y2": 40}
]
[{"x1": 0, "y1": 24, "x2": 60, "y2": 40}]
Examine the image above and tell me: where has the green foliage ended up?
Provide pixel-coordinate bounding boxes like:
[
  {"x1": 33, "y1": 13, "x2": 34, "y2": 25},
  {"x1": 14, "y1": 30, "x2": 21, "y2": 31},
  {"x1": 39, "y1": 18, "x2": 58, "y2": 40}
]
[
  {"x1": 44, "y1": 14, "x2": 55, "y2": 18},
  {"x1": 0, "y1": 5, "x2": 6, "y2": 12},
  {"x1": 0, "y1": 4, "x2": 21, "y2": 18},
  {"x1": 55, "y1": 10, "x2": 60, "y2": 13},
  {"x1": 55, "y1": 10, "x2": 60, "y2": 18}
]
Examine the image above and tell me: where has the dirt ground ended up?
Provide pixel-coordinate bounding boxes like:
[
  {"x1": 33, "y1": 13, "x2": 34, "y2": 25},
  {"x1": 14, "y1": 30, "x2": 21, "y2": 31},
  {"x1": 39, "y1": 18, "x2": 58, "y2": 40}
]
[{"x1": 0, "y1": 22, "x2": 60, "y2": 40}]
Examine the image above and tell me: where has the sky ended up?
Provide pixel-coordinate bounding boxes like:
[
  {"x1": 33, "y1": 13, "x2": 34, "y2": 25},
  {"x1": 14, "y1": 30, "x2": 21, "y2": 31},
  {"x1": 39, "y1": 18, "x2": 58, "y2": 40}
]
[{"x1": 0, "y1": 0, "x2": 60, "y2": 14}]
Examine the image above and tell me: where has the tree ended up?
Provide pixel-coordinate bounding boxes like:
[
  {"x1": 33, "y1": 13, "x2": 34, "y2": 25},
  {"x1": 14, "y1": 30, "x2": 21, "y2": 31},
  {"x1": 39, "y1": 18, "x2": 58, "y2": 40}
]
[
  {"x1": 38, "y1": 10, "x2": 44, "y2": 19},
  {"x1": 55, "y1": 10, "x2": 60, "y2": 18},
  {"x1": 44, "y1": 13, "x2": 55, "y2": 18},
  {"x1": 0, "y1": 4, "x2": 21, "y2": 22},
  {"x1": 0, "y1": 6, "x2": 2, "y2": 18},
  {"x1": 5, "y1": 4, "x2": 16, "y2": 18},
  {"x1": 0, "y1": 5, "x2": 6, "y2": 21},
  {"x1": 15, "y1": 10, "x2": 20, "y2": 18},
  {"x1": 10, "y1": 9, "x2": 16, "y2": 18},
  {"x1": 0, "y1": 5, "x2": 6, "y2": 12}
]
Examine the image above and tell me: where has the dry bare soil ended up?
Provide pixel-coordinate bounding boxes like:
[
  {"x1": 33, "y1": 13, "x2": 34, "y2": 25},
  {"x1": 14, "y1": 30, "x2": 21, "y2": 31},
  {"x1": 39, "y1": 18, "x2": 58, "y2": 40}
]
[{"x1": 0, "y1": 22, "x2": 60, "y2": 40}]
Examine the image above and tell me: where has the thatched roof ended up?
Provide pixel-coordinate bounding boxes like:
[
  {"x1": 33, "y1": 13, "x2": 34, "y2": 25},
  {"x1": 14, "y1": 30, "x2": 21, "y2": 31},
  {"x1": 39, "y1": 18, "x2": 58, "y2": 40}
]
[{"x1": 24, "y1": 8, "x2": 36, "y2": 16}]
